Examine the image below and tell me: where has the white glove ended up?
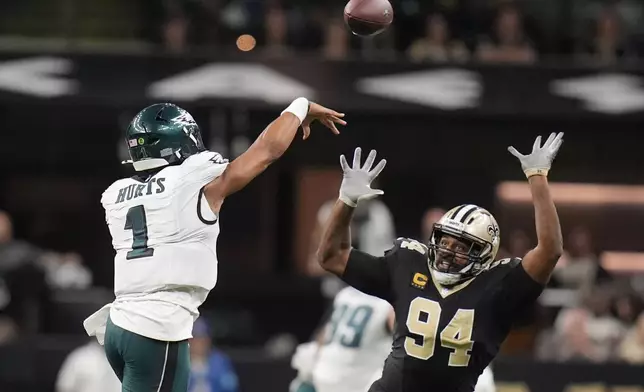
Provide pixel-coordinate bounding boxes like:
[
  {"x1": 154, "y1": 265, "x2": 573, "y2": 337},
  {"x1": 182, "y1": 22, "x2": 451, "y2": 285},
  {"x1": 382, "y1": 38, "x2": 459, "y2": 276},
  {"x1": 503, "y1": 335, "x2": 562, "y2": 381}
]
[
  {"x1": 508, "y1": 132, "x2": 564, "y2": 178},
  {"x1": 339, "y1": 147, "x2": 387, "y2": 207}
]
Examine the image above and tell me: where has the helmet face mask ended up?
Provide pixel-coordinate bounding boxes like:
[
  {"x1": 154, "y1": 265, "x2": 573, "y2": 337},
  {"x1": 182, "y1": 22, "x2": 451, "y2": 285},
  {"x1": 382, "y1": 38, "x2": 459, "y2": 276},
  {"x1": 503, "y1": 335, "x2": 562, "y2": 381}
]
[
  {"x1": 125, "y1": 103, "x2": 206, "y2": 172},
  {"x1": 432, "y1": 233, "x2": 483, "y2": 274},
  {"x1": 427, "y1": 205, "x2": 501, "y2": 286}
]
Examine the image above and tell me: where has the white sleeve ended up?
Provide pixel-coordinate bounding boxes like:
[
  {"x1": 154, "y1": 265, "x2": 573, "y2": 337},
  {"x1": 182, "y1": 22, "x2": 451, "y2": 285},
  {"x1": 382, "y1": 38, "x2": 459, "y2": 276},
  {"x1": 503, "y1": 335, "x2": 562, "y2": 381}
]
[
  {"x1": 474, "y1": 366, "x2": 496, "y2": 392},
  {"x1": 290, "y1": 342, "x2": 320, "y2": 379},
  {"x1": 182, "y1": 151, "x2": 229, "y2": 188},
  {"x1": 55, "y1": 349, "x2": 82, "y2": 392}
]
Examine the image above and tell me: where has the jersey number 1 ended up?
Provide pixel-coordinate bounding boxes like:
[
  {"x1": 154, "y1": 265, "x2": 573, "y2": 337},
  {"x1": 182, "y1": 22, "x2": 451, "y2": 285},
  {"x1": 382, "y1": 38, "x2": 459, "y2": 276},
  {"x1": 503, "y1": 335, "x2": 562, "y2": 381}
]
[
  {"x1": 124, "y1": 205, "x2": 154, "y2": 260},
  {"x1": 405, "y1": 297, "x2": 475, "y2": 367}
]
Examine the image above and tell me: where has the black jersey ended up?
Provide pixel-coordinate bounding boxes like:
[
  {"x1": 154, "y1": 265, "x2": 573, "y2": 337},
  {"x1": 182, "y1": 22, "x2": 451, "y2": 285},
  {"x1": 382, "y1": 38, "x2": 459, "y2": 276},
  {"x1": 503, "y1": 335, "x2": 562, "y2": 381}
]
[{"x1": 341, "y1": 238, "x2": 544, "y2": 392}]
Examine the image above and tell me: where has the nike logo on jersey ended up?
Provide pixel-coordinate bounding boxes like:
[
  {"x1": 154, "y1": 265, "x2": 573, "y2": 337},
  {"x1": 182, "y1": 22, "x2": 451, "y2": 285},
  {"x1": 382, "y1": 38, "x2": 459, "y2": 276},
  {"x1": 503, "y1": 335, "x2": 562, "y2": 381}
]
[
  {"x1": 116, "y1": 178, "x2": 166, "y2": 204},
  {"x1": 209, "y1": 153, "x2": 228, "y2": 164}
]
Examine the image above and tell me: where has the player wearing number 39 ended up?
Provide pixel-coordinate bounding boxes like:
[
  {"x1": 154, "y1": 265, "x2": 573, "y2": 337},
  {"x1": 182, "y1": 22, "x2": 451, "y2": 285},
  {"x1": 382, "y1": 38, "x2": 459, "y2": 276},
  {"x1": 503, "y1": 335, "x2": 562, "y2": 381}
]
[
  {"x1": 83, "y1": 99, "x2": 345, "y2": 392},
  {"x1": 317, "y1": 133, "x2": 564, "y2": 392}
]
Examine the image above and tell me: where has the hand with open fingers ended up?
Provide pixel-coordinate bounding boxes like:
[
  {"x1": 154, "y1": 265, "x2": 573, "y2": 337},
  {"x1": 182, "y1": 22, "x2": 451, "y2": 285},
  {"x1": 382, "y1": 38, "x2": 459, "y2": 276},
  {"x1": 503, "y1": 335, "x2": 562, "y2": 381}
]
[
  {"x1": 302, "y1": 102, "x2": 347, "y2": 140},
  {"x1": 338, "y1": 147, "x2": 387, "y2": 207},
  {"x1": 508, "y1": 132, "x2": 564, "y2": 178}
]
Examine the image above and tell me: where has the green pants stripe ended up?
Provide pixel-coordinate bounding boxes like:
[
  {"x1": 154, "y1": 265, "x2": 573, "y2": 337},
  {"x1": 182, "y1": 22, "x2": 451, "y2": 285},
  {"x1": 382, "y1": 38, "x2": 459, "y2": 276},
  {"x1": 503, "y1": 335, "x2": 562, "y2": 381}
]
[{"x1": 104, "y1": 317, "x2": 190, "y2": 392}]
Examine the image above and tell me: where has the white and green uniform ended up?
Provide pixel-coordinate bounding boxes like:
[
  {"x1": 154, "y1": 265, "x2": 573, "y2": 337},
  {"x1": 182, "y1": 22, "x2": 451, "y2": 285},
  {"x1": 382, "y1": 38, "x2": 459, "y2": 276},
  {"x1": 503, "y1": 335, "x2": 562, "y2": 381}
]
[
  {"x1": 83, "y1": 150, "x2": 227, "y2": 392},
  {"x1": 313, "y1": 286, "x2": 394, "y2": 392}
]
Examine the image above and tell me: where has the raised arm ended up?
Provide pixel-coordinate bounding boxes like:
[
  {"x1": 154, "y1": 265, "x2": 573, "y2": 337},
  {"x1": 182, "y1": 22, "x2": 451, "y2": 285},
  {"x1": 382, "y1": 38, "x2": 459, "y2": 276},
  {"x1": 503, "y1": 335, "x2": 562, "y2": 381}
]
[
  {"x1": 204, "y1": 98, "x2": 345, "y2": 213},
  {"x1": 317, "y1": 200, "x2": 357, "y2": 276},
  {"x1": 522, "y1": 175, "x2": 563, "y2": 284},
  {"x1": 316, "y1": 148, "x2": 398, "y2": 302},
  {"x1": 508, "y1": 133, "x2": 564, "y2": 284},
  {"x1": 317, "y1": 148, "x2": 387, "y2": 276}
]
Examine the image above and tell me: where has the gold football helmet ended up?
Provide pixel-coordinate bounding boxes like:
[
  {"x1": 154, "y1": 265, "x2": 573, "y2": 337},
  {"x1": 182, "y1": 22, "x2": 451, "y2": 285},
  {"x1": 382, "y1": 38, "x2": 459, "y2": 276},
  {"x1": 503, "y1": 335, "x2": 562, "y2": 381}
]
[{"x1": 428, "y1": 204, "x2": 501, "y2": 286}]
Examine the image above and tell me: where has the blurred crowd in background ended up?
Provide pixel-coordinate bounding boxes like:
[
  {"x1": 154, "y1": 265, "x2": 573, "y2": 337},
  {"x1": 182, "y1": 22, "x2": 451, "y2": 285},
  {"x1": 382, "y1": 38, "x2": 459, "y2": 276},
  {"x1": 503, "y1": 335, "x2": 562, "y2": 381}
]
[
  {"x1": 5, "y1": 191, "x2": 644, "y2": 367},
  {"x1": 0, "y1": 0, "x2": 644, "y2": 65}
]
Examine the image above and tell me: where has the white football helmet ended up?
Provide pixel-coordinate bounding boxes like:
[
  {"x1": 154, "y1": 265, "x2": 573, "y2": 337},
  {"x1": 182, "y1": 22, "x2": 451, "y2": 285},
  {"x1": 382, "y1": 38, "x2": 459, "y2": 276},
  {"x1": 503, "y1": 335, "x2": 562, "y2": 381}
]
[{"x1": 428, "y1": 204, "x2": 501, "y2": 286}]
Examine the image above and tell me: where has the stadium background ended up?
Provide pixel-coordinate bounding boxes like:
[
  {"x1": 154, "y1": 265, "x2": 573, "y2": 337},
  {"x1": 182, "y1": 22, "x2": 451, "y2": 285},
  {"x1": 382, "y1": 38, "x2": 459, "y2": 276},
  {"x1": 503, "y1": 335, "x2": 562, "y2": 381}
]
[{"x1": 1, "y1": 0, "x2": 644, "y2": 391}]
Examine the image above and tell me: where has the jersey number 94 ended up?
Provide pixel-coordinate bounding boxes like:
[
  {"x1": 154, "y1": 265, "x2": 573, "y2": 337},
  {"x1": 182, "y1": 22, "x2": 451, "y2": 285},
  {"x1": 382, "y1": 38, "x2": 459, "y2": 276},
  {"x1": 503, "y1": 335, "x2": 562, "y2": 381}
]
[{"x1": 405, "y1": 298, "x2": 475, "y2": 367}]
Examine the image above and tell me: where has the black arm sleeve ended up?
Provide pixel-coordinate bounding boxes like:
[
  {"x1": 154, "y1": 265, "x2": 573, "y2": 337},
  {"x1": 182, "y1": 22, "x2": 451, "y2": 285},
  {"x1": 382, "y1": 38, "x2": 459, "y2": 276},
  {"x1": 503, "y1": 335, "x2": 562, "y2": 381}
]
[
  {"x1": 495, "y1": 261, "x2": 545, "y2": 317},
  {"x1": 341, "y1": 248, "x2": 396, "y2": 302}
]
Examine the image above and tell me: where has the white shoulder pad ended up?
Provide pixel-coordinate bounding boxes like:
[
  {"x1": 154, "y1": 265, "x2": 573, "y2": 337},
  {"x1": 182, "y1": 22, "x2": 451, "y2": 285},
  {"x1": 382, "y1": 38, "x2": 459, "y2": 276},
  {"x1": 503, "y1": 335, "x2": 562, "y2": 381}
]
[{"x1": 180, "y1": 151, "x2": 229, "y2": 186}]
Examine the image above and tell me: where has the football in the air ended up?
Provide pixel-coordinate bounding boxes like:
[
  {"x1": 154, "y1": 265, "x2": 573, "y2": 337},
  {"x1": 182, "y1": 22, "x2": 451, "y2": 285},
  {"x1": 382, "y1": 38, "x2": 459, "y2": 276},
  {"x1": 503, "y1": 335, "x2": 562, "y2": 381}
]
[{"x1": 344, "y1": 0, "x2": 394, "y2": 37}]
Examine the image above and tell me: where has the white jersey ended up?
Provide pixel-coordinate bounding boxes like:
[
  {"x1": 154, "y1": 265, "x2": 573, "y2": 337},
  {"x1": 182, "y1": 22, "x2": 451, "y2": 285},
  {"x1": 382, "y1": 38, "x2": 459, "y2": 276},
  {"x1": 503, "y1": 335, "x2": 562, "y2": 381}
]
[
  {"x1": 84, "y1": 151, "x2": 228, "y2": 343},
  {"x1": 474, "y1": 365, "x2": 496, "y2": 392},
  {"x1": 313, "y1": 286, "x2": 393, "y2": 392}
]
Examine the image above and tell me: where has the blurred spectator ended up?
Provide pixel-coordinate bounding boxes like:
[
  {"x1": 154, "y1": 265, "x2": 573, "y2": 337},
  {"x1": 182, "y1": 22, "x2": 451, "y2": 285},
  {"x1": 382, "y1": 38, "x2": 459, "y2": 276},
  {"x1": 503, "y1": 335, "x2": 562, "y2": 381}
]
[
  {"x1": 498, "y1": 229, "x2": 531, "y2": 260},
  {"x1": 0, "y1": 210, "x2": 49, "y2": 334},
  {"x1": 160, "y1": 0, "x2": 224, "y2": 52},
  {"x1": 408, "y1": 14, "x2": 470, "y2": 63},
  {"x1": 0, "y1": 211, "x2": 41, "y2": 273},
  {"x1": 189, "y1": 317, "x2": 240, "y2": 392},
  {"x1": 264, "y1": 5, "x2": 291, "y2": 57},
  {"x1": 40, "y1": 251, "x2": 92, "y2": 290},
  {"x1": 617, "y1": 312, "x2": 644, "y2": 364},
  {"x1": 192, "y1": 0, "x2": 224, "y2": 48},
  {"x1": 613, "y1": 290, "x2": 643, "y2": 325},
  {"x1": 56, "y1": 340, "x2": 121, "y2": 392},
  {"x1": 322, "y1": 16, "x2": 350, "y2": 60},
  {"x1": 265, "y1": 332, "x2": 299, "y2": 358},
  {"x1": 421, "y1": 207, "x2": 447, "y2": 242},
  {"x1": 163, "y1": 1, "x2": 190, "y2": 52},
  {"x1": 552, "y1": 226, "x2": 610, "y2": 295},
  {"x1": 0, "y1": 316, "x2": 17, "y2": 345},
  {"x1": 576, "y1": 4, "x2": 634, "y2": 64},
  {"x1": 476, "y1": 4, "x2": 537, "y2": 64},
  {"x1": 545, "y1": 286, "x2": 625, "y2": 362}
]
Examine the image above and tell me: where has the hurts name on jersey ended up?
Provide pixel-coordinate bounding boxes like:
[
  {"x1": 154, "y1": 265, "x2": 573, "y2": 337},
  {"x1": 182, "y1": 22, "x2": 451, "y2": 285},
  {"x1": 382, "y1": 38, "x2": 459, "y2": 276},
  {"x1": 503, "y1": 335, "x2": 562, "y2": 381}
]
[{"x1": 115, "y1": 178, "x2": 166, "y2": 204}]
